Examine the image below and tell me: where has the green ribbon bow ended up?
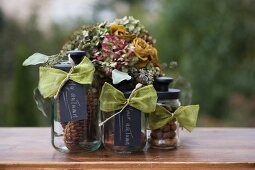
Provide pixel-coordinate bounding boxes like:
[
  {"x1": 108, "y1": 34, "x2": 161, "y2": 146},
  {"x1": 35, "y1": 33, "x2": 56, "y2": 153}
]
[
  {"x1": 100, "y1": 82, "x2": 157, "y2": 113},
  {"x1": 99, "y1": 82, "x2": 157, "y2": 126},
  {"x1": 148, "y1": 104, "x2": 199, "y2": 132},
  {"x1": 38, "y1": 57, "x2": 95, "y2": 98}
]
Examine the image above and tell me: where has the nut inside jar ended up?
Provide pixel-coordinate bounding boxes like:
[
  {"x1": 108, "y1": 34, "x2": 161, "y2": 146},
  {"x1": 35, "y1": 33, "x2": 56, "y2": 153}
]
[{"x1": 149, "y1": 105, "x2": 178, "y2": 149}]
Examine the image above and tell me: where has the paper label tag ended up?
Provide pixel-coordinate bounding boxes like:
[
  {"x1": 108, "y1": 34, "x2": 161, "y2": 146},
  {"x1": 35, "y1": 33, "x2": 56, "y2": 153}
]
[
  {"x1": 59, "y1": 80, "x2": 87, "y2": 123},
  {"x1": 114, "y1": 106, "x2": 141, "y2": 146}
]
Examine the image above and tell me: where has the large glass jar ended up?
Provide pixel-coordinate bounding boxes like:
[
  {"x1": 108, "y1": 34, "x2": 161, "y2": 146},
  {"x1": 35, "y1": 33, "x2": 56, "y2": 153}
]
[
  {"x1": 101, "y1": 90, "x2": 147, "y2": 153},
  {"x1": 51, "y1": 51, "x2": 101, "y2": 153},
  {"x1": 149, "y1": 77, "x2": 181, "y2": 149}
]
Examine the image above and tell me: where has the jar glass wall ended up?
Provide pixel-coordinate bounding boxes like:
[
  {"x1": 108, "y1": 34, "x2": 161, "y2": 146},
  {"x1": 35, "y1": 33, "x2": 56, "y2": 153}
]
[
  {"x1": 149, "y1": 98, "x2": 181, "y2": 149},
  {"x1": 51, "y1": 84, "x2": 101, "y2": 153},
  {"x1": 101, "y1": 106, "x2": 147, "y2": 153},
  {"x1": 50, "y1": 50, "x2": 101, "y2": 153},
  {"x1": 150, "y1": 76, "x2": 181, "y2": 150}
]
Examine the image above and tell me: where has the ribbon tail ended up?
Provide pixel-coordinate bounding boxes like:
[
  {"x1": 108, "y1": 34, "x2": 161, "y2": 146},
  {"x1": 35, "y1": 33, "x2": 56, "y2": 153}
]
[{"x1": 99, "y1": 102, "x2": 129, "y2": 127}]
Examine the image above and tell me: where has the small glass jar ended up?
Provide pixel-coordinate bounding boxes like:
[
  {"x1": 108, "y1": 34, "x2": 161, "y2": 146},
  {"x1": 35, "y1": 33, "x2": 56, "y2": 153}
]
[
  {"x1": 149, "y1": 77, "x2": 181, "y2": 149},
  {"x1": 101, "y1": 86, "x2": 147, "y2": 153},
  {"x1": 51, "y1": 51, "x2": 101, "y2": 153}
]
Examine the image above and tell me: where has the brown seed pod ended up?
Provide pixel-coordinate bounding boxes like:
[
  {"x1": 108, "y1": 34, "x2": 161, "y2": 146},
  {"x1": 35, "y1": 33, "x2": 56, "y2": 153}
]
[
  {"x1": 84, "y1": 88, "x2": 99, "y2": 140},
  {"x1": 149, "y1": 139, "x2": 161, "y2": 146},
  {"x1": 63, "y1": 120, "x2": 85, "y2": 151},
  {"x1": 150, "y1": 138, "x2": 177, "y2": 147},
  {"x1": 150, "y1": 129, "x2": 163, "y2": 139},
  {"x1": 170, "y1": 123, "x2": 177, "y2": 131},
  {"x1": 162, "y1": 131, "x2": 176, "y2": 139},
  {"x1": 164, "y1": 138, "x2": 177, "y2": 146},
  {"x1": 162, "y1": 125, "x2": 171, "y2": 132}
]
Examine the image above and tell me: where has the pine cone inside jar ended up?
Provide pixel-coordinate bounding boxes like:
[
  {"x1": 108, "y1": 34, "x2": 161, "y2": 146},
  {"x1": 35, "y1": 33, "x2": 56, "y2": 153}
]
[
  {"x1": 63, "y1": 120, "x2": 85, "y2": 151},
  {"x1": 84, "y1": 88, "x2": 98, "y2": 140}
]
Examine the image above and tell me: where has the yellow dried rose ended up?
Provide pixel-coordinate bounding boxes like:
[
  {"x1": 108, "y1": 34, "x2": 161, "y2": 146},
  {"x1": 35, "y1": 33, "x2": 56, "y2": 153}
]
[
  {"x1": 110, "y1": 24, "x2": 126, "y2": 33},
  {"x1": 132, "y1": 37, "x2": 161, "y2": 68},
  {"x1": 110, "y1": 24, "x2": 135, "y2": 42}
]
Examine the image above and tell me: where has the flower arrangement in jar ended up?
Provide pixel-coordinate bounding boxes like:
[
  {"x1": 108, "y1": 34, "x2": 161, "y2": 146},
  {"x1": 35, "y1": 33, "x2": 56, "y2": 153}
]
[
  {"x1": 60, "y1": 16, "x2": 163, "y2": 153},
  {"x1": 22, "y1": 16, "x2": 199, "y2": 153}
]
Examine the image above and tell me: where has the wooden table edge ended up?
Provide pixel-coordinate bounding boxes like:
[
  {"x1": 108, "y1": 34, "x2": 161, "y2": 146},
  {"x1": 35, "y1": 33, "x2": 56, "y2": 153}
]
[{"x1": 0, "y1": 162, "x2": 255, "y2": 169}]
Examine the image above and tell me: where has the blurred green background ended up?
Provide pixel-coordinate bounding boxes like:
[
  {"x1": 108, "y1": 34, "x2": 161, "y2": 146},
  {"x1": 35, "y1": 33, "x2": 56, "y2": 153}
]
[{"x1": 0, "y1": 0, "x2": 254, "y2": 127}]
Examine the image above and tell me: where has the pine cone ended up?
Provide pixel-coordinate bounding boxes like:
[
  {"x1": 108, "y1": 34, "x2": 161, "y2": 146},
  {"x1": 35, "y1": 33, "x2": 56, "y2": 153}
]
[
  {"x1": 84, "y1": 88, "x2": 99, "y2": 141},
  {"x1": 64, "y1": 120, "x2": 85, "y2": 151},
  {"x1": 62, "y1": 87, "x2": 99, "y2": 151},
  {"x1": 92, "y1": 74, "x2": 111, "y2": 93}
]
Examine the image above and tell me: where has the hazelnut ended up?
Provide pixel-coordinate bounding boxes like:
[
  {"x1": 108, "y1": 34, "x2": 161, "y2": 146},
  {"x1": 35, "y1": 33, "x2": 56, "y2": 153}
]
[
  {"x1": 149, "y1": 139, "x2": 161, "y2": 146},
  {"x1": 170, "y1": 123, "x2": 177, "y2": 131},
  {"x1": 150, "y1": 129, "x2": 163, "y2": 139},
  {"x1": 162, "y1": 131, "x2": 176, "y2": 139},
  {"x1": 162, "y1": 125, "x2": 171, "y2": 132},
  {"x1": 164, "y1": 138, "x2": 177, "y2": 146},
  {"x1": 150, "y1": 138, "x2": 178, "y2": 147}
]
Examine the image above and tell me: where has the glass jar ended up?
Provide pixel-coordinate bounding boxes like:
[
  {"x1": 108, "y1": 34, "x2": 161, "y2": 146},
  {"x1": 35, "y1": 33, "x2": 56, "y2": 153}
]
[
  {"x1": 101, "y1": 90, "x2": 147, "y2": 153},
  {"x1": 149, "y1": 77, "x2": 181, "y2": 149},
  {"x1": 51, "y1": 51, "x2": 101, "y2": 153}
]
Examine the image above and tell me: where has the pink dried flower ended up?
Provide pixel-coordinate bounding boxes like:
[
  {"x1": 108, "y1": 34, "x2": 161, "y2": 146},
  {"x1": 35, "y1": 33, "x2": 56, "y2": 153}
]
[
  {"x1": 92, "y1": 34, "x2": 137, "y2": 76},
  {"x1": 102, "y1": 35, "x2": 126, "y2": 53}
]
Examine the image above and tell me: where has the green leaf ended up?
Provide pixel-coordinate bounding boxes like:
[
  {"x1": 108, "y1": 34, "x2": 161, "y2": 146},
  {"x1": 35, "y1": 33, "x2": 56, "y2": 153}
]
[
  {"x1": 22, "y1": 53, "x2": 49, "y2": 66},
  {"x1": 33, "y1": 88, "x2": 51, "y2": 118},
  {"x1": 112, "y1": 69, "x2": 132, "y2": 84}
]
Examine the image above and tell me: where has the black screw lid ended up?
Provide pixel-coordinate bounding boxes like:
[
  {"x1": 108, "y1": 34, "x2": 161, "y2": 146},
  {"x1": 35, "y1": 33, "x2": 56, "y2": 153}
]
[
  {"x1": 157, "y1": 88, "x2": 181, "y2": 100},
  {"x1": 114, "y1": 79, "x2": 136, "y2": 92},
  {"x1": 67, "y1": 50, "x2": 86, "y2": 65},
  {"x1": 53, "y1": 63, "x2": 72, "y2": 72},
  {"x1": 154, "y1": 76, "x2": 173, "y2": 91}
]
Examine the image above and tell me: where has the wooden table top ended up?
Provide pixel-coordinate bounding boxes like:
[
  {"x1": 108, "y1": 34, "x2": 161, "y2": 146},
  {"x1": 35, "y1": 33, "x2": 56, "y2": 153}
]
[{"x1": 0, "y1": 128, "x2": 254, "y2": 170}]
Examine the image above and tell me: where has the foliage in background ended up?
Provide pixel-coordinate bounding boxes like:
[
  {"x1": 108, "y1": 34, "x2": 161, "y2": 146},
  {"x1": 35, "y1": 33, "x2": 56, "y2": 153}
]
[
  {"x1": 154, "y1": 0, "x2": 255, "y2": 126},
  {"x1": 0, "y1": 11, "x2": 67, "y2": 126}
]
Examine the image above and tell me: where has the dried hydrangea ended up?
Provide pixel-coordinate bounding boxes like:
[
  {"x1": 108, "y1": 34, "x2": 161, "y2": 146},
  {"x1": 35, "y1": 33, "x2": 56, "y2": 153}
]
[
  {"x1": 61, "y1": 22, "x2": 109, "y2": 58},
  {"x1": 55, "y1": 16, "x2": 161, "y2": 84},
  {"x1": 45, "y1": 53, "x2": 67, "y2": 67},
  {"x1": 130, "y1": 63, "x2": 161, "y2": 85},
  {"x1": 92, "y1": 34, "x2": 137, "y2": 76},
  {"x1": 113, "y1": 16, "x2": 155, "y2": 44}
]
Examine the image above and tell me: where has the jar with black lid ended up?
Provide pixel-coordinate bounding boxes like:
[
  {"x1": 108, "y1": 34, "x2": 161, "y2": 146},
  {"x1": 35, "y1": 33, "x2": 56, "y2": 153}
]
[
  {"x1": 149, "y1": 77, "x2": 181, "y2": 149},
  {"x1": 101, "y1": 81, "x2": 147, "y2": 153},
  {"x1": 51, "y1": 50, "x2": 101, "y2": 153}
]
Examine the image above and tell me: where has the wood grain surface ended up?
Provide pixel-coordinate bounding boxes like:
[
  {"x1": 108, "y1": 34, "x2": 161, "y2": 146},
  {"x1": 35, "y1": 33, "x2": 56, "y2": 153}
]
[{"x1": 0, "y1": 128, "x2": 254, "y2": 170}]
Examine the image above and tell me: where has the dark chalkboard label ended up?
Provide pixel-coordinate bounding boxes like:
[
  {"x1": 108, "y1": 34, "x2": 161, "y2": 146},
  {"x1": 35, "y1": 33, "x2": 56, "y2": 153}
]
[
  {"x1": 114, "y1": 106, "x2": 141, "y2": 146},
  {"x1": 59, "y1": 80, "x2": 86, "y2": 123}
]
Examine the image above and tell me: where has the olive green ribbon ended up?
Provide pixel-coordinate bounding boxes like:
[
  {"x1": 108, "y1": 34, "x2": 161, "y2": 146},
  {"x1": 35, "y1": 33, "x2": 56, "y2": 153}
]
[
  {"x1": 99, "y1": 82, "x2": 157, "y2": 126},
  {"x1": 148, "y1": 104, "x2": 199, "y2": 132},
  {"x1": 38, "y1": 57, "x2": 95, "y2": 99}
]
